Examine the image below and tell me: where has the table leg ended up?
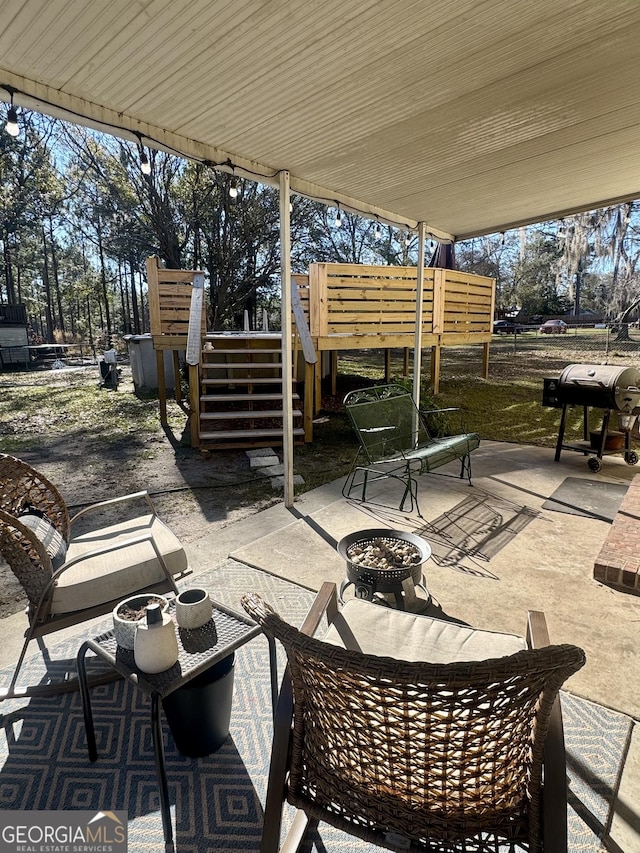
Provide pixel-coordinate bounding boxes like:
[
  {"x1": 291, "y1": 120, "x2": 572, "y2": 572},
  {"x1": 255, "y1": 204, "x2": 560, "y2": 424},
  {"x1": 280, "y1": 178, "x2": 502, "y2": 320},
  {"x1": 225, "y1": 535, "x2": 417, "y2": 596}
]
[
  {"x1": 267, "y1": 636, "x2": 278, "y2": 723},
  {"x1": 151, "y1": 693, "x2": 174, "y2": 851},
  {"x1": 76, "y1": 642, "x2": 97, "y2": 761}
]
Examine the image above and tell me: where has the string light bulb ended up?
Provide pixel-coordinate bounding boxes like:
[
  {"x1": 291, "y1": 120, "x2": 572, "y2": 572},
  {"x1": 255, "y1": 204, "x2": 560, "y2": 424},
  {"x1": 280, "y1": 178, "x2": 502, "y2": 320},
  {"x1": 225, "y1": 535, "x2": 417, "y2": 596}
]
[
  {"x1": 405, "y1": 231, "x2": 411, "y2": 246},
  {"x1": 135, "y1": 133, "x2": 151, "y2": 174},
  {"x1": 140, "y1": 149, "x2": 151, "y2": 175},
  {"x1": 5, "y1": 91, "x2": 19, "y2": 137},
  {"x1": 229, "y1": 177, "x2": 239, "y2": 199},
  {"x1": 334, "y1": 205, "x2": 342, "y2": 228},
  {"x1": 374, "y1": 218, "x2": 381, "y2": 240}
]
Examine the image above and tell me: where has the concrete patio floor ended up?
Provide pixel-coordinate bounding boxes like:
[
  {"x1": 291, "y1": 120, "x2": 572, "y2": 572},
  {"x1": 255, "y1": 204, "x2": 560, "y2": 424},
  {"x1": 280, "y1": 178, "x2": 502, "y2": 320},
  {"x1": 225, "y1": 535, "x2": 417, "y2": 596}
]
[
  {"x1": 191, "y1": 439, "x2": 640, "y2": 851},
  {"x1": 1, "y1": 440, "x2": 638, "y2": 850}
]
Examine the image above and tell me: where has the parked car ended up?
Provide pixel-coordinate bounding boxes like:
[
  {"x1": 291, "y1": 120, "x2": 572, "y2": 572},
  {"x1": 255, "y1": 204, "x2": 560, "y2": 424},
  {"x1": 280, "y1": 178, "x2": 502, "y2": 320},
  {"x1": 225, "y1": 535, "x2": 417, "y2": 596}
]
[
  {"x1": 493, "y1": 319, "x2": 524, "y2": 334},
  {"x1": 539, "y1": 319, "x2": 568, "y2": 334}
]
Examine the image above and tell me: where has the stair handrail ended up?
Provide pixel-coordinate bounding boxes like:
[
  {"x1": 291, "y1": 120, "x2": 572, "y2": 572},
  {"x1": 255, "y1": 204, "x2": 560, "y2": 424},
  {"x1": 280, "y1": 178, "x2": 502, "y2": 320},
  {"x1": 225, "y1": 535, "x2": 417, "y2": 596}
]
[
  {"x1": 186, "y1": 273, "x2": 206, "y2": 366},
  {"x1": 290, "y1": 277, "x2": 317, "y2": 364}
]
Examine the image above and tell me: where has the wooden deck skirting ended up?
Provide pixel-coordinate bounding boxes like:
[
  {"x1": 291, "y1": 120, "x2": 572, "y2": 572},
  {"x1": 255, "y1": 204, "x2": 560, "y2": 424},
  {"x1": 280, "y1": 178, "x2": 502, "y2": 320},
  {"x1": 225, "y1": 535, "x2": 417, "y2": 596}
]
[{"x1": 594, "y1": 473, "x2": 640, "y2": 595}]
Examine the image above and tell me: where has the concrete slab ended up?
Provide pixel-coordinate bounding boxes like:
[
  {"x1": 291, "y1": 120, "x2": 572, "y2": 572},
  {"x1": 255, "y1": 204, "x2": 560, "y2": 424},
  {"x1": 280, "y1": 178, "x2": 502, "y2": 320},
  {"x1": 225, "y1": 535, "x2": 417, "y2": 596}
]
[
  {"x1": 1, "y1": 440, "x2": 638, "y2": 848},
  {"x1": 248, "y1": 455, "x2": 280, "y2": 468},
  {"x1": 225, "y1": 440, "x2": 640, "y2": 851}
]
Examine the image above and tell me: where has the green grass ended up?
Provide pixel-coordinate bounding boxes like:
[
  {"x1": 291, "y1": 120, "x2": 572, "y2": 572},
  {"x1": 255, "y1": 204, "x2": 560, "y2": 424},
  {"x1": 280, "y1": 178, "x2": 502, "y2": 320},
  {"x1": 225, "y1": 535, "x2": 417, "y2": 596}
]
[
  {"x1": 0, "y1": 368, "x2": 186, "y2": 454},
  {"x1": 2, "y1": 344, "x2": 637, "y2": 496}
]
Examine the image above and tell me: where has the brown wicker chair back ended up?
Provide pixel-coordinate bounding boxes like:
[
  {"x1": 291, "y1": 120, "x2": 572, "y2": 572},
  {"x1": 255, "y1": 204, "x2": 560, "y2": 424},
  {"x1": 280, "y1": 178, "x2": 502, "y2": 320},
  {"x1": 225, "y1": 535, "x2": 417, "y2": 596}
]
[
  {"x1": 242, "y1": 591, "x2": 586, "y2": 853},
  {"x1": 0, "y1": 453, "x2": 70, "y2": 540},
  {"x1": 0, "y1": 509, "x2": 55, "y2": 610}
]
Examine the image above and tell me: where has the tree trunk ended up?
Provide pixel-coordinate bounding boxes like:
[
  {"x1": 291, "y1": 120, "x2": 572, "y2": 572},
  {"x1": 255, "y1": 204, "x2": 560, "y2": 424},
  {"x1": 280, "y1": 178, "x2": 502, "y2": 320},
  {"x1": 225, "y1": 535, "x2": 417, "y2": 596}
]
[
  {"x1": 86, "y1": 294, "x2": 94, "y2": 352},
  {"x1": 2, "y1": 232, "x2": 16, "y2": 304},
  {"x1": 129, "y1": 258, "x2": 141, "y2": 334},
  {"x1": 96, "y1": 216, "x2": 112, "y2": 345},
  {"x1": 49, "y1": 219, "x2": 65, "y2": 334},
  {"x1": 41, "y1": 225, "x2": 55, "y2": 342}
]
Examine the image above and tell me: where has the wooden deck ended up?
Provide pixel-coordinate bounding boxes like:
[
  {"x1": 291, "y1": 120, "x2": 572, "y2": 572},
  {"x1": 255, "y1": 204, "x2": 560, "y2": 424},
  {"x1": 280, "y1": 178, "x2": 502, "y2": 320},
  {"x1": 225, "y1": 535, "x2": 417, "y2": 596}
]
[{"x1": 147, "y1": 257, "x2": 496, "y2": 447}]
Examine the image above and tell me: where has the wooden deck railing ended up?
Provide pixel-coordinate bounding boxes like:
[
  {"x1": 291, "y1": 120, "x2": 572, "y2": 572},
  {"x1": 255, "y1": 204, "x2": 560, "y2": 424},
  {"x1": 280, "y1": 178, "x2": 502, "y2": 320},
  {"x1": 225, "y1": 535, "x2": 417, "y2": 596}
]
[{"x1": 294, "y1": 263, "x2": 494, "y2": 350}]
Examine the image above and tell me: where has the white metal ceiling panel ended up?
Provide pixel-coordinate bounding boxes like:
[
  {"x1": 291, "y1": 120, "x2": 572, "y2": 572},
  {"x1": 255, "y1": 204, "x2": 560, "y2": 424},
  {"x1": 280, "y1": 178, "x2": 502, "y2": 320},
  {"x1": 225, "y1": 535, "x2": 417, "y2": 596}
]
[{"x1": 2, "y1": 0, "x2": 640, "y2": 239}]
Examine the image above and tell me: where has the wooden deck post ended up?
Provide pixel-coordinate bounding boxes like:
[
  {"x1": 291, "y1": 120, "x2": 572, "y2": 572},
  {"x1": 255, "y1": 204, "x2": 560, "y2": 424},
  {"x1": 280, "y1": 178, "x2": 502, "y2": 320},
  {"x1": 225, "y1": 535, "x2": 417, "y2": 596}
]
[
  {"x1": 331, "y1": 351, "x2": 337, "y2": 396},
  {"x1": 430, "y1": 344, "x2": 441, "y2": 395},
  {"x1": 157, "y1": 349, "x2": 168, "y2": 424},
  {"x1": 172, "y1": 350, "x2": 181, "y2": 402},
  {"x1": 304, "y1": 361, "x2": 314, "y2": 442},
  {"x1": 188, "y1": 363, "x2": 200, "y2": 447}
]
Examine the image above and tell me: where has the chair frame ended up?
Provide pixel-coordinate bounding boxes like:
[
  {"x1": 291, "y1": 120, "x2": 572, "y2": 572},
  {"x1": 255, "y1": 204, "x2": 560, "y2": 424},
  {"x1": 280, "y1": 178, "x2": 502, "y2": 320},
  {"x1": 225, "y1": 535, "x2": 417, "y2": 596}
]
[
  {"x1": 0, "y1": 454, "x2": 184, "y2": 700},
  {"x1": 342, "y1": 384, "x2": 480, "y2": 517},
  {"x1": 243, "y1": 583, "x2": 586, "y2": 853}
]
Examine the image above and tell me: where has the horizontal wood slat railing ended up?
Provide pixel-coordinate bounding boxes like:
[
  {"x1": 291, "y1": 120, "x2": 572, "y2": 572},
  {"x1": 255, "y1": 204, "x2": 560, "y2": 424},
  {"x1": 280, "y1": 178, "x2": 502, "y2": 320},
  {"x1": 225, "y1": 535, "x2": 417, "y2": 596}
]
[
  {"x1": 293, "y1": 262, "x2": 495, "y2": 400},
  {"x1": 293, "y1": 263, "x2": 494, "y2": 350}
]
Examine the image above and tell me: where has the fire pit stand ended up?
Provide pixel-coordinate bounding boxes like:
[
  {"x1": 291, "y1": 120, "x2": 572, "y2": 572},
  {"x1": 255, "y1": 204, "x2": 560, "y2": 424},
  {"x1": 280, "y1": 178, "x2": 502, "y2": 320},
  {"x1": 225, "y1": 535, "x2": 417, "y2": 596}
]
[{"x1": 336, "y1": 529, "x2": 432, "y2": 613}]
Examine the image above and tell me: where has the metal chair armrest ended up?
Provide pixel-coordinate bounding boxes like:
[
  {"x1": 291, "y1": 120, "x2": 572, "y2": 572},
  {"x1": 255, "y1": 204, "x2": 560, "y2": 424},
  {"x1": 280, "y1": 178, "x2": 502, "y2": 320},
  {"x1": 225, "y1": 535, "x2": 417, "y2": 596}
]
[
  {"x1": 420, "y1": 406, "x2": 466, "y2": 434},
  {"x1": 69, "y1": 491, "x2": 157, "y2": 526}
]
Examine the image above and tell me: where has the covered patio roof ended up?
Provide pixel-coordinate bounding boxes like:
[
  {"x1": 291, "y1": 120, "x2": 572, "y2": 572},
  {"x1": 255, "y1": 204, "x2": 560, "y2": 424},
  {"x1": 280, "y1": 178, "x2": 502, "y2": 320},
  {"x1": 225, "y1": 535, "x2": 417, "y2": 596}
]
[{"x1": 2, "y1": 0, "x2": 640, "y2": 240}]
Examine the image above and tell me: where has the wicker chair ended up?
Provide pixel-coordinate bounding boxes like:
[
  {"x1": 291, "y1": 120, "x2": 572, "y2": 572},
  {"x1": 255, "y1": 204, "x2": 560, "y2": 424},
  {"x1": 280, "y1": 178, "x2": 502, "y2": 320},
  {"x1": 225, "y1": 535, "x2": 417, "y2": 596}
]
[
  {"x1": 0, "y1": 453, "x2": 189, "y2": 699},
  {"x1": 242, "y1": 583, "x2": 586, "y2": 853}
]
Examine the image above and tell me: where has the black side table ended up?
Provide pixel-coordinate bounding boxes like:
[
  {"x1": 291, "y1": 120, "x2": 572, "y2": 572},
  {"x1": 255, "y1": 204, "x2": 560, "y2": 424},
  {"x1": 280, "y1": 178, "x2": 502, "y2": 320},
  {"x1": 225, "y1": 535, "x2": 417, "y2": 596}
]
[{"x1": 76, "y1": 599, "x2": 277, "y2": 852}]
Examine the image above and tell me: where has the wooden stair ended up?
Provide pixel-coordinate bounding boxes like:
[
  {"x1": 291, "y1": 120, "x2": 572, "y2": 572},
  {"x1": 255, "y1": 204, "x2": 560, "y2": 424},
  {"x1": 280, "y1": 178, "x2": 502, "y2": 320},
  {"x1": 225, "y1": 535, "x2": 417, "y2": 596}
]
[{"x1": 198, "y1": 335, "x2": 305, "y2": 450}]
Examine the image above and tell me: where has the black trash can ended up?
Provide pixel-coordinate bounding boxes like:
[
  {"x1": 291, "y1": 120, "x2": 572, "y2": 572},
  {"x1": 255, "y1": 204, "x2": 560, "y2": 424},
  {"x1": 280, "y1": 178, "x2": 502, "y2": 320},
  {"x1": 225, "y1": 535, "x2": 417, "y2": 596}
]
[{"x1": 162, "y1": 653, "x2": 235, "y2": 757}]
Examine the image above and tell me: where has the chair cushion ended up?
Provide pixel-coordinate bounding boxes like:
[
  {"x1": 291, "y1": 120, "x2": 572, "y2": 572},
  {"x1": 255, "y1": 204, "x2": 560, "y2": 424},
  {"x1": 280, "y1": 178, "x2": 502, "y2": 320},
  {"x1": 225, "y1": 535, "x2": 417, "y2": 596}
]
[
  {"x1": 18, "y1": 511, "x2": 67, "y2": 571},
  {"x1": 49, "y1": 514, "x2": 187, "y2": 614},
  {"x1": 323, "y1": 598, "x2": 526, "y2": 663}
]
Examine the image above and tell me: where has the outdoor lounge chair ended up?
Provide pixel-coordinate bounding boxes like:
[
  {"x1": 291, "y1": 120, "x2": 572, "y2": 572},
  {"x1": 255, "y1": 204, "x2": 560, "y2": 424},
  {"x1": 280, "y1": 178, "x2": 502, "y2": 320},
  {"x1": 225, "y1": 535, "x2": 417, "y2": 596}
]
[
  {"x1": 242, "y1": 583, "x2": 585, "y2": 853},
  {"x1": 0, "y1": 453, "x2": 189, "y2": 699},
  {"x1": 342, "y1": 383, "x2": 480, "y2": 516}
]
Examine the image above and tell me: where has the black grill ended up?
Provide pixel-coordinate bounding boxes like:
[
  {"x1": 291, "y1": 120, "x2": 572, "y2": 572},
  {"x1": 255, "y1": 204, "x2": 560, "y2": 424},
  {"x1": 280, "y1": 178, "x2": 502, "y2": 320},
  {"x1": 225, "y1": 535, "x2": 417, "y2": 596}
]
[
  {"x1": 543, "y1": 363, "x2": 640, "y2": 472},
  {"x1": 545, "y1": 364, "x2": 640, "y2": 412}
]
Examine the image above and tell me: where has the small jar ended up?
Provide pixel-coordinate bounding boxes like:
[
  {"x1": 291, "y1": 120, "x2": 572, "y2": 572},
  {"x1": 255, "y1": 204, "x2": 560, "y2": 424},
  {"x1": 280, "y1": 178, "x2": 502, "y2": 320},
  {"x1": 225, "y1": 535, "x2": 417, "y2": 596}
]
[
  {"x1": 175, "y1": 588, "x2": 212, "y2": 629},
  {"x1": 134, "y1": 603, "x2": 179, "y2": 674}
]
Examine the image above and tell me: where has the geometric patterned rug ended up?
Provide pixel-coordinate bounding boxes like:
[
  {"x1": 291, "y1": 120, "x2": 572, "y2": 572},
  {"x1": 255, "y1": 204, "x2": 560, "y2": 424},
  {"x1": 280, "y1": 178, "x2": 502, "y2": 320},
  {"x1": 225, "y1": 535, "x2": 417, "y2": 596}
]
[{"x1": 0, "y1": 559, "x2": 633, "y2": 852}]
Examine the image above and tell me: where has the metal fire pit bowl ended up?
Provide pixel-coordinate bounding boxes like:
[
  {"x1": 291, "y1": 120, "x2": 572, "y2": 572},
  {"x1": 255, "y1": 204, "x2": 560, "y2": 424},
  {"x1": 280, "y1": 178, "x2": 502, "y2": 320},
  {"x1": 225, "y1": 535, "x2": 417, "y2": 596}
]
[{"x1": 336, "y1": 529, "x2": 432, "y2": 611}]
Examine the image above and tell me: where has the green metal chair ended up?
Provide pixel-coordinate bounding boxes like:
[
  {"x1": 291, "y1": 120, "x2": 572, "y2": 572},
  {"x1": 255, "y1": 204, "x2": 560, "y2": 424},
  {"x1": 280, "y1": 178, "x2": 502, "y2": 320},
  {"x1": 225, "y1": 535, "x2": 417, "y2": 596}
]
[{"x1": 342, "y1": 383, "x2": 480, "y2": 516}]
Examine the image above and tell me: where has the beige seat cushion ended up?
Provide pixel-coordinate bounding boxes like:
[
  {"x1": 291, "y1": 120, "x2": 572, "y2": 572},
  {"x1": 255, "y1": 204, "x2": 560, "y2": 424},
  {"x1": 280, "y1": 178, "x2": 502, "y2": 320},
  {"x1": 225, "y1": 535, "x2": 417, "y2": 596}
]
[
  {"x1": 50, "y1": 514, "x2": 187, "y2": 614},
  {"x1": 323, "y1": 599, "x2": 526, "y2": 662}
]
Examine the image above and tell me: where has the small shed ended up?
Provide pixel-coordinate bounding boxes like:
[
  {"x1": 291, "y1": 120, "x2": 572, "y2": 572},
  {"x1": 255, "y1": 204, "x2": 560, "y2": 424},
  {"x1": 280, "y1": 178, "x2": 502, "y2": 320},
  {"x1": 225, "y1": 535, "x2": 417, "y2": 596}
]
[{"x1": 0, "y1": 304, "x2": 29, "y2": 368}]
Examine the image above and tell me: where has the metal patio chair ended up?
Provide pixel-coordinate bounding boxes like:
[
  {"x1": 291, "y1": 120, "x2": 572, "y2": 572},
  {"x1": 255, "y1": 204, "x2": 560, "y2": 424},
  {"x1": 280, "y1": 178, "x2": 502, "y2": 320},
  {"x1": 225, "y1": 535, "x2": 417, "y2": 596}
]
[
  {"x1": 0, "y1": 453, "x2": 189, "y2": 699},
  {"x1": 342, "y1": 383, "x2": 480, "y2": 516},
  {"x1": 242, "y1": 583, "x2": 585, "y2": 853}
]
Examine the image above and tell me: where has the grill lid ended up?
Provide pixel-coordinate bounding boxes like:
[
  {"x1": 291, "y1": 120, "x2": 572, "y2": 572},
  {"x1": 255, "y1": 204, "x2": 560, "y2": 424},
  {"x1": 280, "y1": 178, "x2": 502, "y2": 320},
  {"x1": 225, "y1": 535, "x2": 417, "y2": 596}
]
[{"x1": 557, "y1": 364, "x2": 640, "y2": 412}]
